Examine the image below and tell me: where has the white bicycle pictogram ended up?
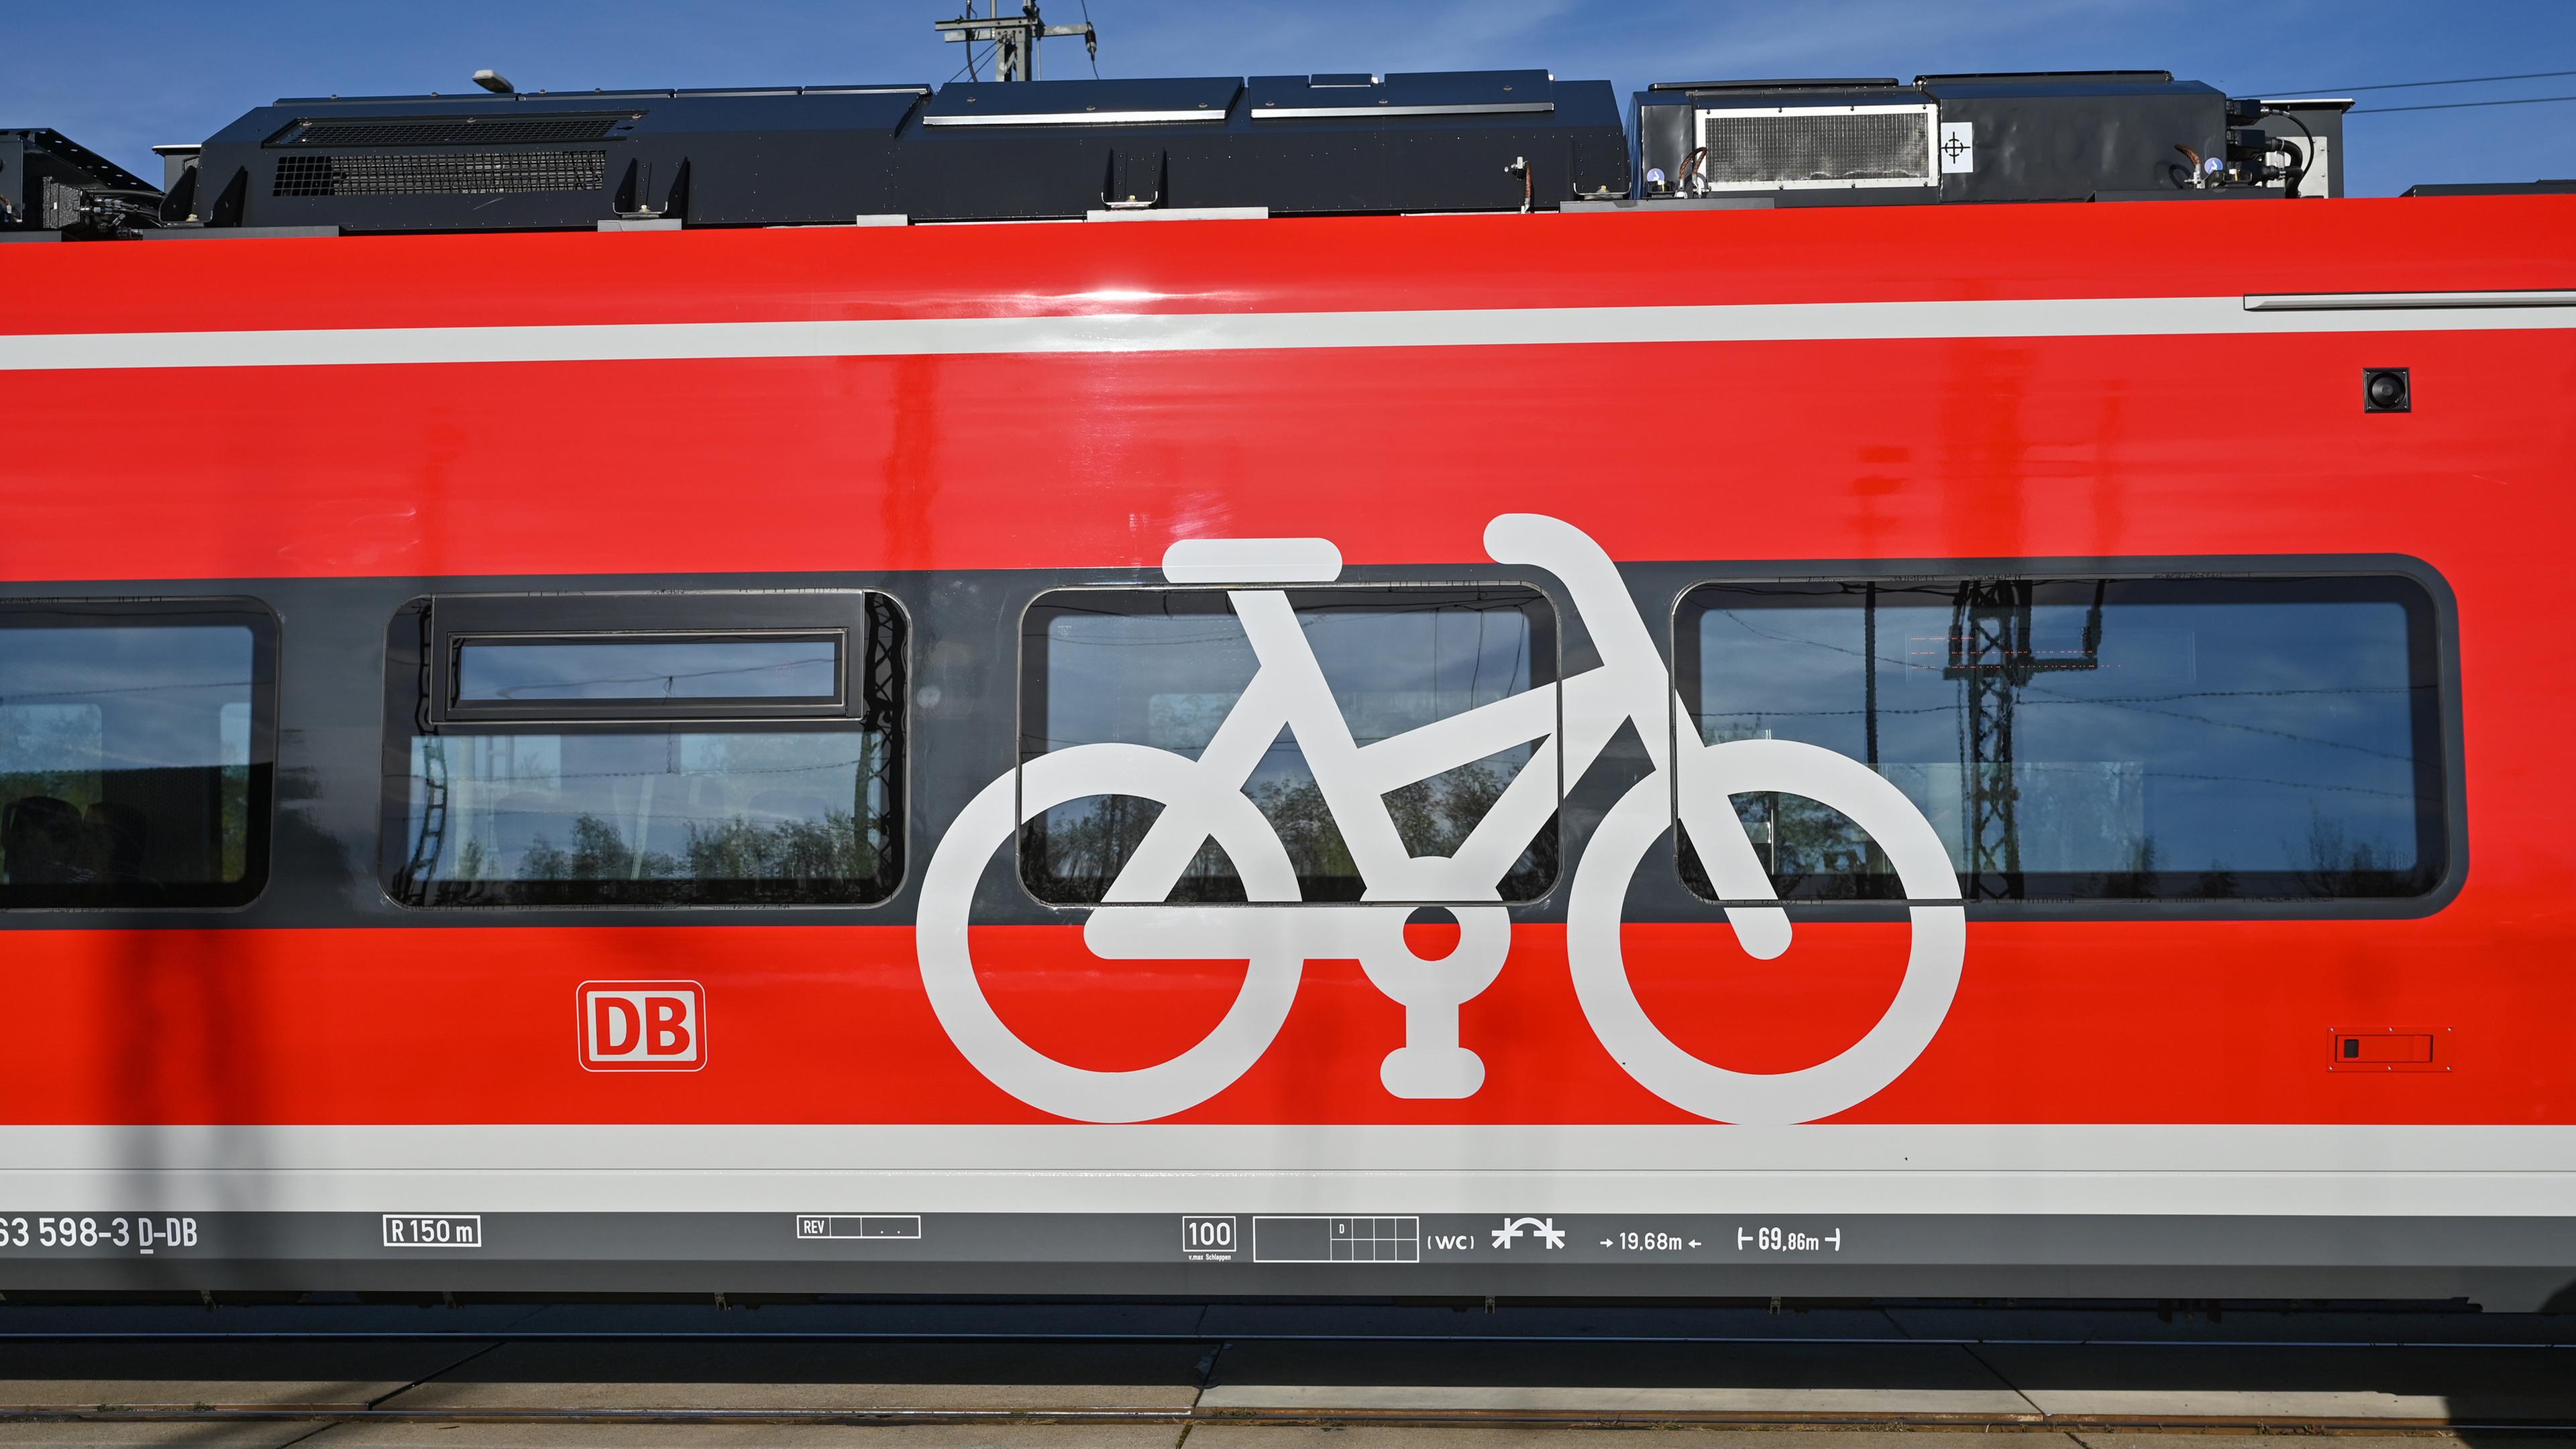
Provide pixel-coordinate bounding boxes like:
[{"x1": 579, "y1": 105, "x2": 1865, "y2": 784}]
[{"x1": 917, "y1": 515, "x2": 1966, "y2": 1124}]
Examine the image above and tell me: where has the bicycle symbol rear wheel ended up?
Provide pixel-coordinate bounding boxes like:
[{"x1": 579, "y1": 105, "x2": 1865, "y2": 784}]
[
  {"x1": 916, "y1": 743, "x2": 1307, "y2": 1123},
  {"x1": 1568, "y1": 737, "x2": 1968, "y2": 1124}
]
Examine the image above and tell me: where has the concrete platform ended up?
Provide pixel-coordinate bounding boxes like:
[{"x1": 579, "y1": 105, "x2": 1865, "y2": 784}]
[
  {"x1": 369, "y1": 1340, "x2": 1209, "y2": 1413},
  {"x1": 1980, "y1": 1343, "x2": 2576, "y2": 1421},
  {"x1": 1201, "y1": 1338, "x2": 2032, "y2": 1415},
  {"x1": 0, "y1": 1340, "x2": 496, "y2": 1411},
  {"x1": 294, "y1": 1428, "x2": 1187, "y2": 1448},
  {"x1": 2, "y1": 1304, "x2": 2575, "y2": 1444},
  {"x1": 0, "y1": 1425, "x2": 325, "y2": 1449}
]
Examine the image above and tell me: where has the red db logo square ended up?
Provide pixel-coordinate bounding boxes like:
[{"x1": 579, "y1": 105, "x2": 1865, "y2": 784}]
[{"x1": 578, "y1": 981, "x2": 706, "y2": 1071}]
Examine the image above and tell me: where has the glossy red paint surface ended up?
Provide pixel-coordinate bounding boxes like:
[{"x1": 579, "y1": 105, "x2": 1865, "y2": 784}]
[
  {"x1": 1, "y1": 197, "x2": 2571, "y2": 1130},
  {"x1": 0, "y1": 916, "x2": 2561, "y2": 1124}
]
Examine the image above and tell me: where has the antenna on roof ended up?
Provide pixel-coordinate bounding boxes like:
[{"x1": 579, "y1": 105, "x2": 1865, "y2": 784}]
[{"x1": 932, "y1": 1, "x2": 1097, "y2": 82}]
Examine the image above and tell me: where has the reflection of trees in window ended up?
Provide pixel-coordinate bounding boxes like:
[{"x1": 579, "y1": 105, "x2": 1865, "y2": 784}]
[
  {"x1": 2290, "y1": 812, "x2": 2408, "y2": 896},
  {"x1": 1022, "y1": 798, "x2": 1246, "y2": 904},
  {"x1": 219, "y1": 763, "x2": 250, "y2": 883},
  {"x1": 2187, "y1": 863, "x2": 2241, "y2": 900},
  {"x1": 1382, "y1": 759, "x2": 1498, "y2": 854},
  {"x1": 522, "y1": 814, "x2": 680, "y2": 881},
  {"x1": 1023, "y1": 757, "x2": 1553, "y2": 904},
  {"x1": 1260, "y1": 756, "x2": 1552, "y2": 900},
  {"x1": 1248, "y1": 780, "x2": 1348, "y2": 895},
  {"x1": 1680, "y1": 791, "x2": 1887, "y2": 901},
  {"x1": 511, "y1": 808, "x2": 881, "y2": 883},
  {"x1": 2087, "y1": 837, "x2": 2159, "y2": 899},
  {"x1": 406, "y1": 729, "x2": 894, "y2": 900},
  {"x1": 0, "y1": 708, "x2": 103, "y2": 813},
  {"x1": 1733, "y1": 792, "x2": 1880, "y2": 899},
  {"x1": 684, "y1": 808, "x2": 879, "y2": 882}
]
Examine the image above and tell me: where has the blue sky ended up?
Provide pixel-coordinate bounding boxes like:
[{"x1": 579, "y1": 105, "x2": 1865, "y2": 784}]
[{"x1": 13, "y1": 0, "x2": 2572, "y2": 198}]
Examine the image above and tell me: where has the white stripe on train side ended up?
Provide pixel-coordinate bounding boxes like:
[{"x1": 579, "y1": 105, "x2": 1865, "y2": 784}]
[
  {"x1": 1, "y1": 1124, "x2": 2571, "y2": 1216},
  {"x1": 1, "y1": 292, "x2": 2572, "y2": 372}
]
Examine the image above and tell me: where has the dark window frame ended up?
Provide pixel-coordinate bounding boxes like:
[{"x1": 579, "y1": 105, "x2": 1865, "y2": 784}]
[
  {"x1": 449, "y1": 633, "x2": 845, "y2": 712},
  {"x1": 431, "y1": 594, "x2": 857, "y2": 725},
  {"x1": 1668, "y1": 555, "x2": 2464, "y2": 917},
  {"x1": 380, "y1": 590, "x2": 907, "y2": 908},
  {"x1": 1016, "y1": 582, "x2": 1564, "y2": 907},
  {"x1": 0, "y1": 597, "x2": 278, "y2": 911}
]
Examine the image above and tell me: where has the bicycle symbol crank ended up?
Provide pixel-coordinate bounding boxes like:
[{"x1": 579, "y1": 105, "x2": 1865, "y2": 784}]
[{"x1": 916, "y1": 515, "x2": 1967, "y2": 1125}]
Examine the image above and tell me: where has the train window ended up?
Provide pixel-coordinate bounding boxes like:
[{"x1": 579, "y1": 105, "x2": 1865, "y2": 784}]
[
  {"x1": 0, "y1": 601, "x2": 276, "y2": 908},
  {"x1": 1018, "y1": 586, "x2": 1556, "y2": 904},
  {"x1": 382, "y1": 592, "x2": 904, "y2": 906},
  {"x1": 1675, "y1": 574, "x2": 2446, "y2": 902},
  {"x1": 453, "y1": 635, "x2": 840, "y2": 706}
]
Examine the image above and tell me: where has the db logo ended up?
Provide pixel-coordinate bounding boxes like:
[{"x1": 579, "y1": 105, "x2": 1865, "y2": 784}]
[{"x1": 578, "y1": 981, "x2": 706, "y2": 1071}]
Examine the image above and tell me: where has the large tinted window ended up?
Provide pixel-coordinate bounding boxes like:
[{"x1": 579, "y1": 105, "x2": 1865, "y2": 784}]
[
  {"x1": 1021, "y1": 587, "x2": 1556, "y2": 903},
  {"x1": 1678, "y1": 574, "x2": 2445, "y2": 902},
  {"x1": 0, "y1": 602, "x2": 275, "y2": 908},
  {"x1": 384, "y1": 594, "x2": 904, "y2": 906}
]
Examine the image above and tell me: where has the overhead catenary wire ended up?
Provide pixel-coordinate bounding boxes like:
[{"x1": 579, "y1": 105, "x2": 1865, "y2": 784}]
[
  {"x1": 2253, "y1": 67, "x2": 2576, "y2": 95},
  {"x1": 2243, "y1": 65, "x2": 2576, "y2": 115},
  {"x1": 2351, "y1": 93, "x2": 2576, "y2": 114}
]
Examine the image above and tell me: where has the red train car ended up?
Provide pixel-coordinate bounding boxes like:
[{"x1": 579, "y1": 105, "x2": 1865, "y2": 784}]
[{"x1": 3, "y1": 121, "x2": 2573, "y2": 1302}]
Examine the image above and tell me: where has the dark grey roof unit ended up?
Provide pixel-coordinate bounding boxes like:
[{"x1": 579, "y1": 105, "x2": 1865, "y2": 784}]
[
  {"x1": 1, "y1": 129, "x2": 161, "y2": 235},
  {"x1": 2402, "y1": 179, "x2": 2576, "y2": 197},
  {"x1": 176, "y1": 69, "x2": 1627, "y2": 233},
  {"x1": 189, "y1": 86, "x2": 928, "y2": 233},
  {"x1": 898, "y1": 71, "x2": 1623, "y2": 221},
  {"x1": 1624, "y1": 69, "x2": 2326, "y2": 209}
]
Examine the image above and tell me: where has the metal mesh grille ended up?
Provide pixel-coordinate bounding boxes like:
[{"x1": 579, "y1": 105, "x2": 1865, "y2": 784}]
[
  {"x1": 272, "y1": 151, "x2": 608, "y2": 197},
  {"x1": 280, "y1": 113, "x2": 638, "y2": 148},
  {"x1": 1698, "y1": 109, "x2": 1930, "y2": 186}
]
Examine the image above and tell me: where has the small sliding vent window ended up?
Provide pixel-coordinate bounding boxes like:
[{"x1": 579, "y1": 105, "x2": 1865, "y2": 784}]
[
  {"x1": 384, "y1": 593, "x2": 905, "y2": 908},
  {"x1": 453, "y1": 637, "x2": 841, "y2": 709}
]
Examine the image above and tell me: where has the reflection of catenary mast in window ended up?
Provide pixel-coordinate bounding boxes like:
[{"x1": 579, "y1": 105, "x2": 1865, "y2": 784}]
[{"x1": 1942, "y1": 580, "x2": 2106, "y2": 898}]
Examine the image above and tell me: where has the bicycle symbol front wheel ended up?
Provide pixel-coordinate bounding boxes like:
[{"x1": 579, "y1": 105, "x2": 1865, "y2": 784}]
[
  {"x1": 916, "y1": 743, "x2": 1307, "y2": 1123},
  {"x1": 1568, "y1": 737, "x2": 1968, "y2": 1124}
]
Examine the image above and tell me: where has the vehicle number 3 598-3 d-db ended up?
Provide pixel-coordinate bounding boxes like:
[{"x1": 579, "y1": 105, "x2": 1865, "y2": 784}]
[{"x1": 0, "y1": 1216, "x2": 200, "y2": 1252}]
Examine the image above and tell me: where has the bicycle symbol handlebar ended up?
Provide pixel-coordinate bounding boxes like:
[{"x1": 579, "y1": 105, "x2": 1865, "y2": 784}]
[{"x1": 916, "y1": 515, "x2": 1966, "y2": 1124}]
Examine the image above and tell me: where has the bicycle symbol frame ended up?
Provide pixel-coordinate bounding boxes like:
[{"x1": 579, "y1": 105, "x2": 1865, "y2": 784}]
[{"x1": 918, "y1": 515, "x2": 1966, "y2": 1124}]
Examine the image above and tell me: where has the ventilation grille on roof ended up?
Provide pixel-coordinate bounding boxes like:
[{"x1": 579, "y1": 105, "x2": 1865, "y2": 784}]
[
  {"x1": 276, "y1": 113, "x2": 640, "y2": 147},
  {"x1": 1696, "y1": 106, "x2": 1935, "y2": 189},
  {"x1": 272, "y1": 150, "x2": 608, "y2": 197}
]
